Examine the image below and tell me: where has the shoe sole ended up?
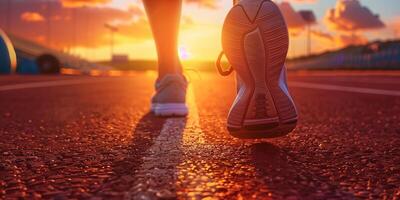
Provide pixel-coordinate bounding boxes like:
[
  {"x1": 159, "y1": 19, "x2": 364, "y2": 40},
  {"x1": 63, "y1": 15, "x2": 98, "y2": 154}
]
[
  {"x1": 222, "y1": 0, "x2": 298, "y2": 139},
  {"x1": 151, "y1": 103, "x2": 188, "y2": 117}
]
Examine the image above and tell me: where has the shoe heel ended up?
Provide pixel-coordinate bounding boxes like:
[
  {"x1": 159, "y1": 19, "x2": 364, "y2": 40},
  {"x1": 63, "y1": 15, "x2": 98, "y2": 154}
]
[{"x1": 223, "y1": 0, "x2": 297, "y2": 138}]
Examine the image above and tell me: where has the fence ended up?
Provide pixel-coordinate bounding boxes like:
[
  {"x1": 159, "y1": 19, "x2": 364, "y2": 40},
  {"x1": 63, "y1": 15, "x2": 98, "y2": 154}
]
[{"x1": 287, "y1": 42, "x2": 400, "y2": 70}]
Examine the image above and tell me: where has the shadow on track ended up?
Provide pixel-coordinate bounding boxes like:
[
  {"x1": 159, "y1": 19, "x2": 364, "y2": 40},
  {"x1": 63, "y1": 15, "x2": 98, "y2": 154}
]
[
  {"x1": 250, "y1": 142, "x2": 287, "y2": 170},
  {"x1": 94, "y1": 113, "x2": 173, "y2": 197},
  {"x1": 249, "y1": 141, "x2": 353, "y2": 198}
]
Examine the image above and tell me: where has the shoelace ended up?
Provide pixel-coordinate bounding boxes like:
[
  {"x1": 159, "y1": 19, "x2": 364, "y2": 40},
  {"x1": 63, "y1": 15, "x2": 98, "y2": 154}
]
[
  {"x1": 216, "y1": 51, "x2": 234, "y2": 76},
  {"x1": 216, "y1": 0, "x2": 238, "y2": 77},
  {"x1": 183, "y1": 68, "x2": 202, "y2": 83}
]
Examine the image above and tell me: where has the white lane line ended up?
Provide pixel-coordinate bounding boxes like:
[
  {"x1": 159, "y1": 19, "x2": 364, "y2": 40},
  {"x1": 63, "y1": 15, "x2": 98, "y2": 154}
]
[
  {"x1": 290, "y1": 71, "x2": 400, "y2": 77},
  {"x1": 126, "y1": 85, "x2": 202, "y2": 199},
  {"x1": 0, "y1": 79, "x2": 103, "y2": 92},
  {"x1": 290, "y1": 81, "x2": 400, "y2": 97},
  {"x1": 291, "y1": 77, "x2": 400, "y2": 85},
  {"x1": 126, "y1": 117, "x2": 186, "y2": 199}
]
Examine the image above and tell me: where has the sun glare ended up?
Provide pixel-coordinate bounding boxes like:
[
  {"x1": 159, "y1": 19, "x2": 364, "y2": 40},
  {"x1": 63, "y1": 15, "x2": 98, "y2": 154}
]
[{"x1": 179, "y1": 45, "x2": 191, "y2": 61}]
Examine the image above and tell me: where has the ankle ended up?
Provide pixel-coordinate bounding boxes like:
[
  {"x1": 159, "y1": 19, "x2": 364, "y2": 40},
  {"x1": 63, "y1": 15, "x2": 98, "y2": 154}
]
[{"x1": 158, "y1": 62, "x2": 183, "y2": 79}]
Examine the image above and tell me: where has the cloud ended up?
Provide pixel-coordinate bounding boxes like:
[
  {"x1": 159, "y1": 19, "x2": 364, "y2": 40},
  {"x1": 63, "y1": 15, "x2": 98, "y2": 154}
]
[
  {"x1": 5, "y1": 0, "x2": 209, "y2": 50},
  {"x1": 311, "y1": 30, "x2": 334, "y2": 42},
  {"x1": 185, "y1": 0, "x2": 218, "y2": 9},
  {"x1": 4, "y1": 0, "x2": 143, "y2": 48},
  {"x1": 388, "y1": 17, "x2": 400, "y2": 38},
  {"x1": 20, "y1": 12, "x2": 45, "y2": 22},
  {"x1": 113, "y1": 18, "x2": 151, "y2": 41},
  {"x1": 285, "y1": 0, "x2": 317, "y2": 3},
  {"x1": 336, "y1": 34, "x2": 368, "y2": 46},
  {"x1": 61, "y1": 0, "x2": 111, "y2": 7},
  {"x1": 309, "y1": 30, "x2": 367, "y2": 47},
  {"x1": 278, "y1": 2, "x2": 317, "y2": 37},
  {"x1": 278, "y1": 2, "x2": 308, "y2": 30},
  {"x1": 324, "y1": 0, "x2": 385, "y2": 32}
]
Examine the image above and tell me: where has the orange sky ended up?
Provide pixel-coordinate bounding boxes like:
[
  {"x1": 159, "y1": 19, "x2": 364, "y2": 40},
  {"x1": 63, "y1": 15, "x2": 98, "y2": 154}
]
[{"x1": 1, "y1": 0, "x2": 399, "y2": 61}]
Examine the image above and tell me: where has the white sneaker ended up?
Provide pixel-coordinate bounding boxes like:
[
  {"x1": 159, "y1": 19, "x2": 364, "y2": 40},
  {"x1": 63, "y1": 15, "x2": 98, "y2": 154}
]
[
  {"x1": 151, "y1": 74, "x2": 188, "y2": 117},
  {"x1": 218, "y1": 0, "x2": 298, "y2": 138}
]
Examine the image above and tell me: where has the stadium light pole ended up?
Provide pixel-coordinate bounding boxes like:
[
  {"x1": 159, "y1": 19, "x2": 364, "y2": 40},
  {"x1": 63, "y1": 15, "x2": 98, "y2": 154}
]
[
  {"x1": 6, "y1": 0, "x2": 12, "y2": 33},
  {"x1": 299, "y1": 10, "x2": 316, "y2": 56},
  {"x1": 70, "y1": 8, "x2": 78, "y2": 55},
  {"x1": 46, "y1": 0, "x2": 52, "y2": 47},
  {"x1": 104, "y1": 24, "x2": 118, "y2": 61},
  {"x1": 307, "y1": 24, "x2": 311, "y2": 55}
]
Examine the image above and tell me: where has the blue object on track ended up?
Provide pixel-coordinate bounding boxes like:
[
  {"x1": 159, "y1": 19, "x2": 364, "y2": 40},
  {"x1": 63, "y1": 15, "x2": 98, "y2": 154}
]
[
  {"x1": 0, "y1": 29, "x2": 17, "y2": 74},
  {"x1": 16, "y1": 55, "x2": 39, "y2": 74}
]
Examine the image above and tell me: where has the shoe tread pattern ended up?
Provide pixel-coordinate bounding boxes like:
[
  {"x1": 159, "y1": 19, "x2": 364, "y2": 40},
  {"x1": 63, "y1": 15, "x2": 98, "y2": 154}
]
[{"x1": 222, "y1": 0, "x2": 298, "y2": 136}]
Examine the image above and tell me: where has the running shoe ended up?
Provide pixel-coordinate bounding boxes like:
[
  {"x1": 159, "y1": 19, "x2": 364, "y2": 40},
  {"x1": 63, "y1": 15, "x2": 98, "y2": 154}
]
[
  {"x1": 217, "y1": 0, "x2": 298, "y2": 138},
  {"x1": 151, "y1": 74, "x2": 188, "y2": 117}
]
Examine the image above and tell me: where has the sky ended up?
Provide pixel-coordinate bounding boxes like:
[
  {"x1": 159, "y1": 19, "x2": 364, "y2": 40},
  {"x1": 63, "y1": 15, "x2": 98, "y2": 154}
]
[{"x1": 0, "y1": 0, "x2": 399, "y2": 61}]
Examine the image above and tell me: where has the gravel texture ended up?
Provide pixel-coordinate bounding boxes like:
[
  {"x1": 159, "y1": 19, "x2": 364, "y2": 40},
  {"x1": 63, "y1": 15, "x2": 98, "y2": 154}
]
[{"x1": 0, "y1": 72, "x2": 399, "y2": 199}]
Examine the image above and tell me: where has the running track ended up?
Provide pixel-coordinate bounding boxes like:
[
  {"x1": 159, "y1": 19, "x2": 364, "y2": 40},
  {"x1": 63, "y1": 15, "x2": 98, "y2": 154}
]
[{"x1": 0, "y1": 71, "x2": 399, "y2": 199}]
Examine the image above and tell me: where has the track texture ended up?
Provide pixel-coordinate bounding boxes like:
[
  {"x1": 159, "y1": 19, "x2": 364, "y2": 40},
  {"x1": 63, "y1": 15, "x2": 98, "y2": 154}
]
[{"x1": 0, "y1": 72, "x2": 400, "y2": 199}]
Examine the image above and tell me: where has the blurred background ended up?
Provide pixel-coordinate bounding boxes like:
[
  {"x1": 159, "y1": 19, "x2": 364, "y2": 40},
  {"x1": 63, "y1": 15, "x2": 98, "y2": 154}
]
[{"x1": 0, "y1": 0, "x2": 399, "y2": 74}]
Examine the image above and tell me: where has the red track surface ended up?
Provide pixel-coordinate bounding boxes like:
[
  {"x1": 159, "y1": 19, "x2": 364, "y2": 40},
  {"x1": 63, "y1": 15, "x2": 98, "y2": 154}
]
[{"x1": 0, "y1": 71, "x2": 399, "y2": 199}]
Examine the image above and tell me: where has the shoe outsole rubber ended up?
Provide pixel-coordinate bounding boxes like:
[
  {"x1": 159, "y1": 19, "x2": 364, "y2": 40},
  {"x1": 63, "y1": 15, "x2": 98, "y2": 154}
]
[
  {"x1": 222, "y1": 0, "x2": 298, "y2": 139},
  {"x1": 151, "y1": 103, "x2": 188, "y2": 117}
]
